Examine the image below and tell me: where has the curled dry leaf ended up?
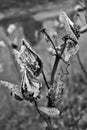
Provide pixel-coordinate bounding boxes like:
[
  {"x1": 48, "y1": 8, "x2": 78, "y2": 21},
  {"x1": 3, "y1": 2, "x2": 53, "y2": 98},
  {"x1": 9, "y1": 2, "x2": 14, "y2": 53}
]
[
  {"x1": 38, "y1": 106, "x2": 60, "y2": 118},
  {"x1": 64, "y1": 39, "x2": 79, "y2": 61},
  {"x1": 13, "y1": 38, "x2": 43, "y2": 76},
  {"x1": 0, "y1": 80, "x2": 23, "y2": 101},
  {"x1": 21, "y1": 69, "x2": 42, "y2": 101}
]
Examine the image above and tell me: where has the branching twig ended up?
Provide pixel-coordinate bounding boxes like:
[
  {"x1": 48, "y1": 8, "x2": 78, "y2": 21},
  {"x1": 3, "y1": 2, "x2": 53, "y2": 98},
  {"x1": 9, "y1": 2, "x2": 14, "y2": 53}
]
[
  {"x1": 41, "y1": 28, "x2": 58, "y2": 54},
  {"x1": 41, "y1": 28, "x2": 67, "y2": 85},
  {"x1": 51, "y1": 38, "x2": 67, "y2": 85}
]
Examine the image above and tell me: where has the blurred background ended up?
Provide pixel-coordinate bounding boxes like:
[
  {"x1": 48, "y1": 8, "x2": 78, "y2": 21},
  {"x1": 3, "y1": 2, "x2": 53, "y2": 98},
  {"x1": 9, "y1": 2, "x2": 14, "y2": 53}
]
[{"x1": 0, "y1": 0, "x2": 87, "y2": 130}]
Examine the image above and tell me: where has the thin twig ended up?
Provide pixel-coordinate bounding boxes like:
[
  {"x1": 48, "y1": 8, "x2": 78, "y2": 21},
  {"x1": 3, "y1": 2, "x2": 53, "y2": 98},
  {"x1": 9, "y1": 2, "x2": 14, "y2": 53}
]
[
  {"x1": 41, "y1": 29, "x2": 68, "y2": 85},
  {"x1": 41, "y1": 28, "x2": 58, "y2": 54},
  {"x1": 76, "y1": 52, "x2": 87, "y2": 79},
  {"x1": 41, "y1": 28, "x2": 64, "y2": 85},
  {"x1": 34, "y1": 100, "x2": 48, "y2": 124},
  {"x1": 50, "y1": 55, "x2": 60, "y2": 85},
  {"x1": 34, "y1": 100, "x2": 56, "y2": 130},
  {"x1": 42, "y1": 70, "x2": 50, "y2": 89}
]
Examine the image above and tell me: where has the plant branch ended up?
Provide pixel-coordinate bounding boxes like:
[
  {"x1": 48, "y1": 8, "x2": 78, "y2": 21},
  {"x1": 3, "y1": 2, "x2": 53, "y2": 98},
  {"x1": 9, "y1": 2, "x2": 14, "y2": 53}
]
[
  {"x1": 41, "y1": 29, "x2": 70, "y2": 129},
  {"x1": 41, "y1": 28, "x2": 67, "y2": 85},
  {"x1": 41, "y1": 28, "x2": 58, "y2": 54},
  {"x1": 51, "y1": 39, "x2": 67, "y2": 85},
  {"x1": 42, "y1": 70, "x2": 50, "y2": 89},
  {"x1": 50, "y1": 54, "x2": 60, "y2": 85}
]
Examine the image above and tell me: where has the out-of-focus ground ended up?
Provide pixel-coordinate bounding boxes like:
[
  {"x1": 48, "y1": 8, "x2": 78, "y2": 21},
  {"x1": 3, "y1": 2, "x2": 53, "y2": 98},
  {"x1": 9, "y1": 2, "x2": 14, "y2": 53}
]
[{"x1": 0, "y1": 0, "x2": 87, "y2": 130}]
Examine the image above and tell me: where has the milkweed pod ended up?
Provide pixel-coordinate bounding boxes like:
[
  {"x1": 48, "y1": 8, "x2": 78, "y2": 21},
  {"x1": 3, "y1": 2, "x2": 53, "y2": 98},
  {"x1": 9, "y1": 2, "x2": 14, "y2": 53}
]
[
  {"x1": 38, "y1": 106, "x2": 60, "y2": 118},
  {"x1": 59, "y1": 11, "x2": 80, "y2": 42},
  {"x1": 15, "y1": 38, "x2": 43, "y2": 76},
  {"x1": 58, "y1": 11, "x2": 80, "y2": 61}
]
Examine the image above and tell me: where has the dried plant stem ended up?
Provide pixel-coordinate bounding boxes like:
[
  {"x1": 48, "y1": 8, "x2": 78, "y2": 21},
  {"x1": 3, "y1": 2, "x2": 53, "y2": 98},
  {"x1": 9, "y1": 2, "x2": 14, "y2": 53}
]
[
  {"x1": 41, "y1": 30, "x2": 68, "y2": 130},
  {"x1": 41, "y1": 28, "x2": 61, "y2": 85},
  {"x1": 50, "y1": 55, "x2": 60, "y2": 85},
  {"x1": 41, "y1": 28, "x2": 68, "y2": 85},
  {"x1": 34, "y1": 100, "x2": 48, "y2": 125},
  {"x1": 77, "y1": 53, "x2": 87, "y2": 79},
  {"x1": 41, "y1": 29, "x2": 71, "y2": 130},
  {"x1": 41, "y1": 28, "x2": 58, "y2": 54},
  {"x1": 42, "y1": 70, "x2": 50, "y2": 89},
  {"x1": 51, "y1": 40, "x2": 67, "y2": 85}
]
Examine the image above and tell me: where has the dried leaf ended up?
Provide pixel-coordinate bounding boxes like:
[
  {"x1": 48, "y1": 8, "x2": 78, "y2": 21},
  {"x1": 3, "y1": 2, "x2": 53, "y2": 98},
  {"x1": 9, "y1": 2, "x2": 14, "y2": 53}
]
[
  {"x1": 21, "y1": 69, "x2": 42, "y2": 101},
  {"x1": 12, "y1": 39, "x2": 42, "y2": 101},
  {"x1": 13, "y1": 39, "x2": 43, "y2": 76},
  {"x1": 63, "y1": 39, "x2": 79, "y2": 61},
  {"x1": 0, "y1": 80, "x2": 23, "y2": 101},
  {"x1": 38, "y1": 106, "x2": 60, "y2": 118}
]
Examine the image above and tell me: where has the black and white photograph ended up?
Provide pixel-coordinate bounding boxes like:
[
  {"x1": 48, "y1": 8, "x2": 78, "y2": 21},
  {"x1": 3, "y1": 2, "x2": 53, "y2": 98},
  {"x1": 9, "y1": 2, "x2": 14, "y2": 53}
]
[{"x1": 0, "y1": 0, "x2": 87, "y2": 130}]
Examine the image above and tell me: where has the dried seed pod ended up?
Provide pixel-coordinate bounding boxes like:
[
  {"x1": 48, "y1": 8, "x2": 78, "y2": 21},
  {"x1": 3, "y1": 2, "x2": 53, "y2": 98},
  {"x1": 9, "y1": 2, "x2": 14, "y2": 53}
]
[
  {"x1": 59, "y1": 11, "x2": 80, "y2": 43},
  {"x1": 57, "y1": 11, "x2": 79, "y2": 61},
  {"x1": 13, "y1": 38, "x2": 43, "y2": 76},
  {"x1": 38, "y1": 106, "x2": 60, "y2": 118}
]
